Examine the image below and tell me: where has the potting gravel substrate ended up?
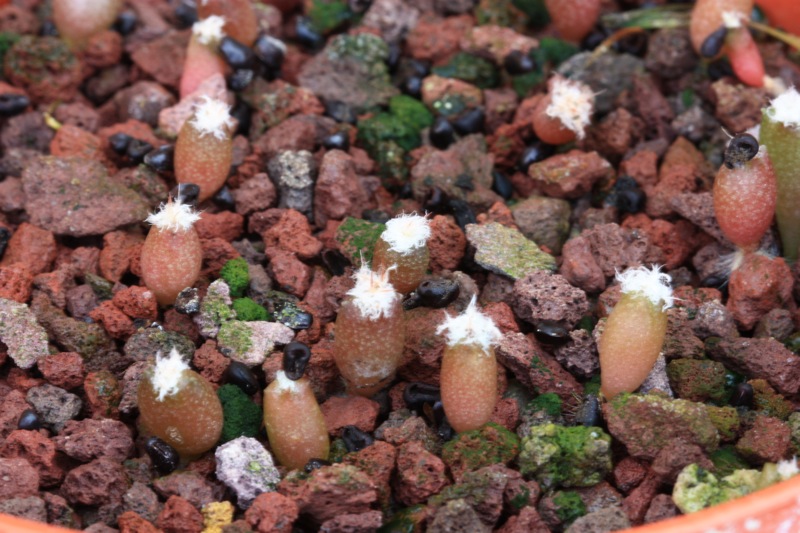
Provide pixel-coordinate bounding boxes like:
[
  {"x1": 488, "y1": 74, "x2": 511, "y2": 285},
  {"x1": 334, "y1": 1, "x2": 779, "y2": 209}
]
[{"x1": 2, "y1": 0, "x2": 800, "y2": 532}]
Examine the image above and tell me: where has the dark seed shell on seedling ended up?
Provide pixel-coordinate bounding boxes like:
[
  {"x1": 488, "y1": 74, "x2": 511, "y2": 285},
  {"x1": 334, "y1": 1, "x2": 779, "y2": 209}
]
[
  {"x1": 430, "y1": 116, "x2": 456, "y2": 150},
  {"x1": 503, "y1": 50, "x2": 536, "y2": 75},
  {"x1": 400, "y1": 76, "x2": 423, "y2": 98},
  {"x1": 398, "y1": 182, "x2": 414, "y2": 199},
  {"x1": 730, "y1": 382, "x2": 754, "y2": 408},
  {"x1": 447, "y1": 198, "x2": 477, "y2": 230},
  {"x1": 519, "y1": 141, "x2": 555, "y2": 171},
  {"x1": 18, "y1": 409, "x2": 42, "y2": 430},
  {"x1": 225, "y1": 361, "x2": 260, "y2": 395},
  {"x1": 700, "y1": 26, "x2": 728, "y2": 58},
  {"x1": 145, "y1": 436, "x2": 180, "y2": 474},
  {"x1": 534, "y1": 320, "x2": 570, "y2": 345},
  {"x1": 322, "y1": 131, "x2": 350, "y2": 151},
  {"x1": 724, "y1": 133, "x2": 760, "y2": 169},
  {"x1": 452, "y1": 107, "x2": 485, "y2": 135},
  {"x1": 613, "y1": 31, "x2": 648, "y2": 56},
  {"x1": 304, "y1": 458, "x2": 332, "y2": 473},
  {"x1": 295, "y1": 17, "x2": 324, "y2": 50},
  {"x1": 492, "y1": 170, "x2": 513, "y2": 200},
  {"x1": 416, "y1": 278, "x2": 460, "y2": 309},
  {"x1": 324, "y1": 100, "x2": 357, "y2": 124},
  {"x1": 114, "y1": 10, "x2": 138, "y2": 35},
  {"x1": 283, "y1": 341, "x2": 312, "y2": 380},
  {"x1": 341, "y1": 426, "x2": 374, "y2": 452},
  {"x1": 404, "y1": 382, "x2": 441, "y2": 413},
  {"x1": 423, "y1": 187, "x2": 448, "y2": 214},
  {"x1": 707, "y1": 58, "x2": 734, "y2": 81},
  {"x1": 231, "y1": 100, "x2": 252, "y2": 136},
  {"x1": 214, "y1": 185, "x2": 236, "y2": 210},
  {"x1": 220, "y1": 37, "x2": 255, "y2": 69},
  {"x1": 174, "y1": 1, "x2": 198, "y2": 28},
  {"x1": 126, "y1": 139, "x2": 154, "y2": 164},
  {"x1": 581, "y1": 26, "x2": 610, "y2": 51},
  {"x1": 362, "y1": 209, "x2": 391, "y2": 224},
  {"x1": 322, "y1": 249, "x2": 350, "y2": 276},
  {"x1": 386, "y1": 42, "x2": 401, "y2": 72},
  {"x1": 604, "y1": 176, "x2": 645, "y2": 214},
  {"x1": 171, "y1": 183, "x2": 200, "y2": 208},
  {"x1": 109, "y1": 132, "x2": 132, "y2": 154},
  {"x1": 254, "y1": 34, "x2": 286, "y2": 72},
  {"x1": 431, "y1": 401, "x2": 456, "y2": 441},
  {"x1": 0, "y1": 93, "x2": 30, "y2": 117},
  {"x1": 574, "y1": 395, "x2": 601, "y2": 427},
  {"x1": 228, "y1": 69, "x2": 255, "y2": 92},
  {"x1": 144, "y1": 145, "x2": 174, "y2": 172}
]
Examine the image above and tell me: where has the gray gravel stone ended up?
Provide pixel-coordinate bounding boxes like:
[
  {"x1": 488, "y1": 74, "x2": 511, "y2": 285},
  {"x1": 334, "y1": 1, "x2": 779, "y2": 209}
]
[
  {"x1": 215, "y1": 437, "x2": 280, "y2": 508},
  {"x1": 26, "y1": 384, "x2": 82, "y2": 433}
]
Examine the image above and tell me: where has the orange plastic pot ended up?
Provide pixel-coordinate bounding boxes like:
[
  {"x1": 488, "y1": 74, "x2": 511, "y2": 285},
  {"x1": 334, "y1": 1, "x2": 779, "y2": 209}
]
[{"x1": 2, "y1": 474, "x2": 800, "y2": 532}]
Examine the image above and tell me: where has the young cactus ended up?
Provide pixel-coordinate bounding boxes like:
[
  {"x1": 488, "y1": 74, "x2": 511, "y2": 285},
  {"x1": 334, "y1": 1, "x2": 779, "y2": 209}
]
[
  {"x1": 174, "y1": 96, "x2": 234, "y2": 202},
  {"x1": 138, "y1": 349, "x2": 224, "y2": 457},
  {"x1": 544, "y1": 0, "x2": 601, "y2": 43},
  {"x1": 436, "y1": 296, "x2": 502, "y2": 433},
  {"x1": 140, "y1": 197, "x2": 203, "y2": 306},
  {"x1": 197, "y1": 0, "x2": 259, "y2": 47},
  {"x1": 180, "y1": 15, "x2": 228, "y2": 99},
  {"x1": 372, "y1": 213, "x2": 431, "y2": 294},
  {"x1": 333, "y1": 264, "x2": 405, "y2": 397},
  {"x1": 52, "y1": 0, "x2": 122, "y2": 51},
  {"x1": 713, "y1": 133, "x2": 777, "y2": 255},
  {"x1": 598, "y1": 266, "x2": 674, "y2": 399},
  {"x1": 263, "y1": 342, "x2": 330, "y2": 470},
  {"x1": 532, "y1": 76, "x2": 595, "y2": 145},
  {"x1": 760, "y1": 87, "x2": 800, "y2": 262}
]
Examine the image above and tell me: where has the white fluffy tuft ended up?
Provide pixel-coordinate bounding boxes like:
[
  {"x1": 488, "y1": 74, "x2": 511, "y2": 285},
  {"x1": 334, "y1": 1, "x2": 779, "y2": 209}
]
[
  {"x1": 192, "y1": 15, "x2": 226, "y2": 45},
  {"x1": 721, "y1": 10, "x2": 746, "y2": 29},
  {"x1": 347, "y1": 264, "x2": 399, "y2": 320},
  {"x1": 766, "y1": 87, "x2": 800, "y2": 128},
  {"x1": 545, "y1": 77, "x2": 595, "y2": 140},
  {"x1": 616, "y1": 265, "x2": 674, "y2": 311},
  {"x1": 191, "y1": 96, "x2": 235, "y2": 140},
  {"x1": 145, "y1": 197, "x2": 201, "y2": 232},
  {"x1": 273, "y1": 370, "x2": 300, "y2": 393},
  {"x1": 436, "y1": 295, "x2": 501, "y2": 352},
  {"x1": 152, "y1": 348, "x2": 190, "y2": 401},
  {"x1": 381, "y1": 213, "x2": 431, "y2": 254},
  {"x1": 777, "y1": 457, "x2": 800, "y2": 480}
]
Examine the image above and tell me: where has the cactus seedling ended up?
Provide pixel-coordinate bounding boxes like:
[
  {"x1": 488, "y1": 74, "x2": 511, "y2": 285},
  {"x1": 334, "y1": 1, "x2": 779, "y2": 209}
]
[
  {"x1": 760, "y1": 87, "x2": 800, "y2": 262},
  {"x1": 544, "y1": 0, "x2": 601, "y2": 43},
  {"x1": 713, "y1": 133, "x2": 777, "y2": 255},
  {"x1": 174, "y1": 96, "x2": 235, "y2": 202},
  {"x1": 333, "y1": 264, "x2": 405, "y2": 397},
  {"x1": 598, "y1": 266, "x2": 674, "y2": 399},
  {"x1": 263, "y1": 342, "x2": 330, "y2": 470},
  {"x1": 138, "y1": 349, "x2": 224, "y2": 457},
  {"x1": 532, "y1": 76, "x2": 595, "y2": 145},
  {"x1": 180, "y1": 15, "x2": 228, "y2": 99},
  {"x1": 197, "y1": 0, "x2": 258, "y2": 47},
  {"x1": 436, "y1": 296, "x2": 502, "y2": 433},
  {"x1": 372, "y1": 213, "x2": 431, "y2": 294},
  {"x1": 52, "y1": 0, "x2": 122, "y2": 51},
  {"x1": 140, "y1": 197, "x2": 203, "y2": 306}
]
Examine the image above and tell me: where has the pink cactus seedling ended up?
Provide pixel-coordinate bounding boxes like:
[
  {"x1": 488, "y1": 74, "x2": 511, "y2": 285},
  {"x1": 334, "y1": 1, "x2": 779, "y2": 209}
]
[
  {"x1": 52, "y1": 0, "x2": 122, "y2": 51},
  {"x1": 180, "y1": 15, "x2": 228, "y2": 99},
  {"x1": 372, "y1": 213, "x2": 431, "y2": 295},
  {"x1": 532, "y1": 76, "x2": 595, "y2": 145}
]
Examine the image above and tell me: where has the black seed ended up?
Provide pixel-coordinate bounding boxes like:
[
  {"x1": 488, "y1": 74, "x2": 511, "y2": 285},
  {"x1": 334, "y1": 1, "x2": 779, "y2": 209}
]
[
  {"x1": 730, "y1": 382, "x2": 754, "y2": 408},
  {"x1": 253, "y1": 34, "x2": 286, "y2": 72},
  {"x1": 226, "y1": 361, "x2": 260, "y2": 395},
  {"x1": 503, "y1": 50, "x2": 536, "y2": 75},
  {"x1": 492, "y1": 170, "x2": 513, "y2": 200},
  {"x1": 403, "y1": 382, "x2": 441, "y2": 413},
  {"x1": 605, "y1": 176, "x2": 645, "y2": 214},
  {"x1": 214, "y1": 185, "x2": 236, "y2": 210},
  {"x1": 341, "y1": 425, "x2": 374, "y2": 452},
  {"x1": 231, "y1": 99, "x2": 252, "y2": 136},
  {"x1": 581, "y1": 26, "x2": 610, "y2": 51},
  {"x1": 322, "y1": 249, "x2": 350, "y2": 276},
  {"x1": 144, "y1": 145, "x2": 174, "y2": 172},
  {"x1": 574, "y1": 395, "x2": 601, "y2": 427},
  {"x1": 432, "y1": 402, "x2": 456, "y2": 441},
  {"x1": 700, "y1": 26, "x2": 728, "y2": 58},
  {"x1": 40, "y1": 20, "x2": 58, "y2": 37},
  {"x1": 324, "y1": 100, "x2": 357, "y2": 124},
  {"x1": 447, "y1": 198, "x2": 476, "y2": 230},
  {"x1": 430, "y1": 116, "x2": 456, "y2": 150},
  {"x1": 145, "y1": 436, "x2": 180, "y2": 474},
  {"x1": 613, "y1": 31, "x2": 648, "y2": 57},
  {"x1": 452, "y1": 107, "x2": 485, "y2": 135},
  {"x1": 283, "y1": 341, "x2": 312, "y2": 380},
  {"x1": 0, "y1": 93, "x2": 29, "y2": 117},
  {"x1": 519, "y1": 141, "x2": 555, "y2": 171},
  {"x1": 114, "y1": 10, "x2": 138, "y2": 36},
  {"x1": 534, "y1": 320, "x2": 570, "y2": 345},
  {"x1": 417, "y1": 278, "x2": 460, "y2": 309},
  {"x1": 126, "y1": 139, "x2": 154, "y2": 164},
  {"x1": 17, "y1": 409, "x2": 42, "y2": 431},
  {"x1": 362, "y1": 209, "x2": 391, "y2": 224},
  {"x1": 170, "y1": 183, "x2": 201, "y2": 208},
  {"x1": 220, "y1": 36, "x2": 255, "y2": 69},
  {"x1": 423, "y1": 187, "x2": 448, "y2": 213},
  {"x1": 724, "y1": 133, "x2": 760, "y2": 169},
  {"x1": 274, "y1": 301, "x2": 314, "y2": 330},
  {"x1": 400, "y1": 75, "x2": 423, "y2": 98},
  {"x1": 398, "y1": 182, "x2": 414, "y2": 199},
  {"x1": 707, "y1": 58, "x2": 734, "y2": 81},
  {"x1": 174, "y1": 1, "x2": 198, "y2": 29},
  {"x1": 295, "y1": 17, "x2": 324, "y2": 50},
  {"x1": 0, "y1": 226, "x2": 9, "y2": 259},
  {"x1": 304, "y1": 458, "x2": 331, "y2": 473},
  {"x1": 109, "y1": 132, "x2": 132, "y2": 154},
  {"x1": 386, "y1": 42, "x2": 401, "y2": 73},
  {"x1": 322, "y1": 131, "x2": 350, "y2": 151},
  {"x1": 228, "y1": 69, "x2": 255, "y2": 92}
]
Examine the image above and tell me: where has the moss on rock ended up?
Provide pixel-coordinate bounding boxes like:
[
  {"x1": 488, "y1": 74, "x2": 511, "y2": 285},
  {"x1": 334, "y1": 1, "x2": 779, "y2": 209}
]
[
  {"x1": 217, "y1": 384, "x2": 262, "y2": 443},
  {"x1": 442, "y1": 423, "x2": 520, "y2": 481},
  {"x1": 220, "y1": 258, "x2": 249, "y2": 298}
]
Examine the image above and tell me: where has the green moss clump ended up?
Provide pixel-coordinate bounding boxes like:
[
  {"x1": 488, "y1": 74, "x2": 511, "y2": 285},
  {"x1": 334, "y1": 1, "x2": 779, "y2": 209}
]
[
  {"x1": 389, "y1": 95, "x2": 434, "y2": 132},
  {"x1": 432, "y1": 52, "x2": 499, "y2": 89},
  {"x1": 750, "y1": 379, "x2": 794, "y2": 420},
  {"x1": 217, "y1": 321, "x2": 254, "y2": 356},
  {"x1": 519, "y1": 424, "x2": 612, "y2": 489},
  {"x1": 334, "y1": 217, "x2": 386, "y2": 266},
  {"x1": 512, "y1": 0, "x2": 550, "y2": 26},
  {"x1": 0, "y1": 32, "x2": 20, "y2": 65},
  {"x1": 220, "y1": 258, "x2": 249, "y2": 298},
  {"x1": 551, "y1": 490, "x2": 586, "y2": 526},
  {"x1": 710, "y1": 446, "x2": 750, "y2": 478},
  {"x1": 232, "y1": 298, "x2": 269, "y2": 322},
  {"x1": 442, "y1": 423, "x2": 520, "y2": 478},
  {"x1": 475, "y1": 0, "x2": 528, "y2": 28},
  {"x1": 308, "y1": 0, "x2": 352, "y2": 34},
  {"x1": 217, "y1": 384, "x2": 262, "y2": 443},
  {"x1": 528, "y1": 393, "x2": 563, "y2": 418}
]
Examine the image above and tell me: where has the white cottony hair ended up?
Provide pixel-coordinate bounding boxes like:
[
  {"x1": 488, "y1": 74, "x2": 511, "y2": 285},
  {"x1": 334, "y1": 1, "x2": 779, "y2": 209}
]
[
  {"x1": 191, "y1": 96, "x2": 235, "y2": 140},
  {"x1": 381, "y1": 213, "x2": 431, "y2": 254},
  {"x1": 545, "y1": 77, "x2": 595, "y2": 140},
  {"x1": 272, "y1": 370, "x2": 300, "y2": 393},
  {"x1": 766, "y1": 87, "x2": 800, "y2": 129},
  {"x1": 192, "y1": 15, "x2": 225, "y2": 46},
  {"x1": 436, "y1": 295, "x2": 501, "y2": 351},
  {"x1": 347, "y1": 264, "x2": 399, "y2": 320},
  {"x1": 152, "y1": 348, "x2": 190, "y2": 401},
  {"x1": 616, "y1": 265, "x2": 674, "y2": 311},
  {"x1": 145, "y1": 196, "x2": 201, "y2": 232},
  {"x1": 721, "y1": 10, "x2": 746, "y2": 29}
]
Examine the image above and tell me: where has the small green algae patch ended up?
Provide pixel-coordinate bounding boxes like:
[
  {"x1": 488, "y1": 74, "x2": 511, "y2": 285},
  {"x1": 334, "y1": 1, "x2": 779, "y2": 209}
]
[
  {"x1": 217, "y1": 384, "x2": 262, "y2": 443},
  {"x1": 519, "y1": 424, "x2": 612, "y2": 489},
  {"x1": 442, "y1": 423, "x2": 520, "y2": 479},
  {"x1": 334, "y1": 217, "x2": 386, "y2": 266},
  {"x1": 673, "y1": 464, "x2": 760, "y2": 514},
  {"x1": 667, "y1": 359, "x2": 729, "y2": 404},
  {"x1": 551, "y1": 490, "x2": 587, "y2": 526},
  {"x1": 750, "y1": 379, "x2": 793, "y2": 420},
  {"x1": 377, "y1": 505, "x2": 426, "y2": 533},
  {"x1": 216, "y1": 321, "x2": 254, "y2": 356},
  {"x1": 710, "y1": 446, "x2": 750, "y2": 478},
  {"x1": 432, "y1": 52, "x2": 499, "y2": 89},
  {"x1": 308, "y1": 0, "x2": 352, "y2": 34},
  {"x1": 528, "y1": 393, "x2": 563, "y2": 418},
  {"x1": 388, "y1": 95, "x2": 434, "y2": 132},
  {"x1": 220, "y1": 258, "x2": 249, "y2": 298},
  {"x1": 231, "y1": 298, "x2": 269, "y2": 322},
  {"x1": 705, "y1": 406, "x2": 740, "y2": 442}
]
